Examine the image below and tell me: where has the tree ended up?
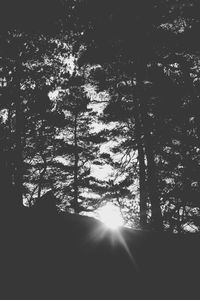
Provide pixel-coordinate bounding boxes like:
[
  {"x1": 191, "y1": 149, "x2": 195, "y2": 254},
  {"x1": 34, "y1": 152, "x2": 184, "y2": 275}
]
[
  {"x1": 74, "y1": 0, "x2": 175, "y2": 230},
  {"x1": 50, "y1": 71, "x2": 107, "y2": 213},
  {"x1": 0, "y1": 0, "x2": 75, "y2": 208},
  {"x1": 71, "y1": 0, "x2": 200, "y2": 230}
]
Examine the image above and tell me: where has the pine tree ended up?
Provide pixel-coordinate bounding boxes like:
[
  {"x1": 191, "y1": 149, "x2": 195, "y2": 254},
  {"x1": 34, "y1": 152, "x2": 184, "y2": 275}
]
[
  {"x1": 72, "y1": 0, "x2": 200, "y2": 230},
  {"x1": 54, "y1": 72, "x2": 107, "y2": 213}
]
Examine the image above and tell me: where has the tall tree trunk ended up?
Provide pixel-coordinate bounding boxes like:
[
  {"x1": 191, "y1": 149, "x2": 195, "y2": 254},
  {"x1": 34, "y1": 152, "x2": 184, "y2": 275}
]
[
  {"x1": 7, "y1": 104, "x2": 14, "y2": 189},
  {"x1": 0, "y1": 108, "x2": 13, "y2": 207},
  {"x1": 136, "y1": 66, "x2": 163, "y2": 231},
  {"x1": 73, "y1": 114, "x2": 79, "y2": 213},
  {"x1": 138, "y1": 145, "x2": 147, "y2": 228},
  {"x1": 132, "y1": 96, "x2": 148, "y2": 228},
  {"x1": 144, "y1": 135, "x2": 163, "y2": 230},
  {"x1": 0, "y1": 144, "x2": 11, "y2": 211},
  {"x1": 14, "y1": 58, "x2": 24, "y2": 208},
  {"x1": 37, "y1": 121, "x2": 47, "y2": 199},
  {"x1": 37, "y1": 154, "x2": 47, "y2": 199}
]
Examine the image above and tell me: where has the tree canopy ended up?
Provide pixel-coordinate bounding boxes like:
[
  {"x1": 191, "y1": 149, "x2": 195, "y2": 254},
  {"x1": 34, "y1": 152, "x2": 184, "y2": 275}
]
[{"x1": 1, "y1": 0, "x2": 200, "y2": 232}]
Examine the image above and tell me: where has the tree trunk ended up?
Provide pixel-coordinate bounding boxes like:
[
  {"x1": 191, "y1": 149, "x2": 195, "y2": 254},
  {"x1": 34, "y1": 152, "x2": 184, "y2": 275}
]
[
  {"x1": 132, "y1": 97, "x2": 148, "y2": 228},
  {"x1": 0, "y1": 148, "x2": 12, "y2": 211},
  {"x1": 136, "y1": 66, "x2": 163, "y2": 231},
  {"x1": 37, "y1": 121, "x2": 47, "y2": 199},
  {"x1": 73, "y1": 114, "x2": 79, "y2": 213},
  {"x1": 7, "y1": 104, "x2": 14, "y2": 189},
  {"x1": 37, "y1": 154, "x2": 47, "y2": 199},
  {"x1": 144, "y1": 137, "x2": 163, "y2": 230},
  {"x1": 14, "y1": 58, "x2": 24, "y2": 208}
]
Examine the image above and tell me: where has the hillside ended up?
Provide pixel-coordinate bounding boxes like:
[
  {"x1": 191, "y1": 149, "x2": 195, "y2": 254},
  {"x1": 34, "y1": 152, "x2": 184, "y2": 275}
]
[{"x1": 1, "y1": 208, "x2": 200, "y2": 300}]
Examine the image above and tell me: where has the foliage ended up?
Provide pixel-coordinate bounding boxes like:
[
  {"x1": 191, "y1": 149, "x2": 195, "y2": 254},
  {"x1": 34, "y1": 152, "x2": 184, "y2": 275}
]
[{"x1": 1, "y1": 0, "x2": 200, "y2": 232}]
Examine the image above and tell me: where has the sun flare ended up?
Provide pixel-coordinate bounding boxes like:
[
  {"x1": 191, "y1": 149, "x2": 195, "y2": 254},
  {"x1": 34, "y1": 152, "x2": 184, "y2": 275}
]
[{"x1": 97, "y1": 203, "x2": 124, "y2": 229}]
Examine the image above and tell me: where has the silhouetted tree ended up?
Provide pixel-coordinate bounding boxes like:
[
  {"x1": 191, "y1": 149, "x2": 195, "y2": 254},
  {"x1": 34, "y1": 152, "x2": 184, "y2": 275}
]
[
  {"x1": 55, "y1": 72, "x2": 107, "y2": 213},
  {"x1": 72, "y1": 0, "x2": 200, "y2": 230}
]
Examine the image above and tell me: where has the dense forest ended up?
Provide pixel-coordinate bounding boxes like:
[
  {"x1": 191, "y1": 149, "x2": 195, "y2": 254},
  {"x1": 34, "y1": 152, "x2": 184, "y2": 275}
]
[
  {"x1": 1, "y1": 0, "x2": 200, "y2": 233},
  {"x1": 1, "y1": 1, "x2": 200, "y2": 299}
]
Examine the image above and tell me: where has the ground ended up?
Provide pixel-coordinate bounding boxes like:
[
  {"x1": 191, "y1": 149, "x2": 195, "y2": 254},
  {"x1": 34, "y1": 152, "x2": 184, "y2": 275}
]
[{"x1": 1, "y1": 208, "x2": 200, "y2": 300}]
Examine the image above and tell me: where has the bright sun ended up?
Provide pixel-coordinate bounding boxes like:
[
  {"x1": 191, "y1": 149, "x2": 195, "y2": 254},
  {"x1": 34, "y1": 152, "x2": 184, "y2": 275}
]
[{"x1": 97, "y1": 203, "x2": 124, "y2": 229}]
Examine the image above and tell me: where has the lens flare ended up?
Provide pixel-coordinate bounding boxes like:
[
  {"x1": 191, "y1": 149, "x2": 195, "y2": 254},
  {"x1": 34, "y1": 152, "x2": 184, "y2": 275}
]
[{"x1": 84, "y1": 204, "x2": 139, "y2": 272}]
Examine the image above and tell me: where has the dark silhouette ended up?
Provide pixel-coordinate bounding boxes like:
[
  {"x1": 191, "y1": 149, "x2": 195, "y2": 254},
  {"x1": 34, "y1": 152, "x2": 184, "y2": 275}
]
[
  {"x1": 1, "y1": 1, "x2": 200, "y2": 299},
  {"x1": 33, "y1": 190, "x2": 58, "y2": 215},
  {"x1": 1, "y1": 209, "x2": 200, "y2": 299}
]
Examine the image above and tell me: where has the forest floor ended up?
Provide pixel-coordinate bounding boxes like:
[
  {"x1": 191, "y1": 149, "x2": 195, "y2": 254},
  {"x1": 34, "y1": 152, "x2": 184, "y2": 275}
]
[{"x1": 1, "y1": 208, "x2": 200, "y2": 300}]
